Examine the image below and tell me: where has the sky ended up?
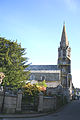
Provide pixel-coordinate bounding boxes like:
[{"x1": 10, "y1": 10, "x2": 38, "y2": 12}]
[{"x1": 0, "y1": 0, "x2": 80, "y2": 88}]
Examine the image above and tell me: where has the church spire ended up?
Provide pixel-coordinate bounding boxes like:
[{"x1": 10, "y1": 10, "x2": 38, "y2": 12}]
[
  {"x1": 60, "y1": 23, "x2": 69, "y2": 47},
  {"x1": 58, "y1": 24, "x2": 71, "y2": 89}
]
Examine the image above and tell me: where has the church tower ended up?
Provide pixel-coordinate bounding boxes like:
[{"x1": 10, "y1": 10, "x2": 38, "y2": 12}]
[{"x1": 58, "y1": 24, "x2": 71, "y2": 88}]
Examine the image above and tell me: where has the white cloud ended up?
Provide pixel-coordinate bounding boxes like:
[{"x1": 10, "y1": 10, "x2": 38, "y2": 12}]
[{"x1": 72, "y1": 70, "x2": 80, "y2": 88}]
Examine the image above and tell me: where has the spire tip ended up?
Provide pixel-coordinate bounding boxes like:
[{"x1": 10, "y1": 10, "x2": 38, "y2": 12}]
[{"x1": 63, "y1": 21, "x2": 65, "y2": 26}]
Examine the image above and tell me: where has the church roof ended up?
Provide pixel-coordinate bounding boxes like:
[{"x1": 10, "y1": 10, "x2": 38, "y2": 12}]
[{"x1": 25, "y1": 65, "x2": 60, "y2": 71}]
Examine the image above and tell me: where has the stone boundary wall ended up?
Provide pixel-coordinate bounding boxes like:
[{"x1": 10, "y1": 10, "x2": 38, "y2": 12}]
[
  {"x1": 3, "y1": 94, "x2": 17, "y2": 113},
  {"x1": 43, "y1": 96, "x2": 56, "y2": 111},
  {"x1": 38, "y1": 92, "x2": 56, "y2": 112},
  {"x1": 0, "y1": 90, "x2": 22, "y2": 113},
  {"x1": 38, "y1": 92, "x2": 66, "y2": 112}
]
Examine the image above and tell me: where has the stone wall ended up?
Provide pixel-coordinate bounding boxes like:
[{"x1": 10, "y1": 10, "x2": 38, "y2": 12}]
[
  {"x1": 3, "y1": 95, "x2": 17, "y2": 113},
  {"x1": 0, "y1": 90, "x2": 22, "y2": 113},
  {"x1": 30, "y1": 72, "x2": 60, "y2": 81},
  {"x1": 46, "y1": 84, "x2": 63, "y2": 95},
  {"x1": 38, "y1": 91, "x2": 66, "y2": 112},
  {"x1": 43, "y1": 96, "x2": 56, "y2": 111},
  {"x1": 38, "y1": 92, "x2": 56, "y2": 112}
]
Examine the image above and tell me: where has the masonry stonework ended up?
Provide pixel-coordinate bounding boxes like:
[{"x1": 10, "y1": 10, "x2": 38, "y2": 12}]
[{"x1": 30, "y1": 72, "x2": 60, "y2": 81}]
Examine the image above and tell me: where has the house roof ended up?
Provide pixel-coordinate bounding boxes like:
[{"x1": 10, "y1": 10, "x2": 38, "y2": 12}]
[{"x1": 25, "y1": 65, "x2": 60, "y2": 71}]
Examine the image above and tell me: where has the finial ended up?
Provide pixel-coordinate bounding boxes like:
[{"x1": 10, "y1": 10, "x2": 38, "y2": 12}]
[{"x1": 63, "y1": 21, "x2": 66, "y2": 31}]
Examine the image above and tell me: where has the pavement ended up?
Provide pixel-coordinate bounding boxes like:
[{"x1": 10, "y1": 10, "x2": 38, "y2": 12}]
[
  {"x1": 0, "y1": 103, "x2": 67, "y2": 118},
  {"x1": 0, "y1": 112, "x2": 53, "y2": 118}
]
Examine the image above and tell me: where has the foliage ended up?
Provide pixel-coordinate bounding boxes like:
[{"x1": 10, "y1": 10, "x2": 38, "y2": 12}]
[
  {"x1": 23, "y1": 83, "x2": 40, "y2": 97},
  {"x1": 0, "y1": 37, "x2": 30, "y2": 88},
  {"x1": 36, "y1": 80, "x2": 47, "y2": 87},
  {"x1": 37, "y1": 86, "x2": 46, "y2": 91},
  {"x1": 23, "y1": 81, "x2": 47, "y2": 97},
  {"x1": 36, "y1": 80, "x2": 47, "y2": 92}
]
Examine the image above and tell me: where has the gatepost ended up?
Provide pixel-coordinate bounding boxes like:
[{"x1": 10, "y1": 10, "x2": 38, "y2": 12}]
[
  {"x1": 16, "y1": 90, "x2": 23, "y2": 111},
  {"x1": 38, "y1": 92, "x2": 43, "y2": 112}
]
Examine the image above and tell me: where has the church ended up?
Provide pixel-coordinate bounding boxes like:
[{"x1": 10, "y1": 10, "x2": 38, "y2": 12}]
[{"x1": 25, "y1": 24, "x2": 72, "y2": 93}]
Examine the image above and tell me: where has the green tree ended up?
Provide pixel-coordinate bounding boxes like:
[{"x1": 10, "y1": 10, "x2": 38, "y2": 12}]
[
  {"x1": 36, "y1": 80, "x2": 47, "y2": 87},
  {"x1": 0, "y1": 37, "x2": 30, "y2": 88}
]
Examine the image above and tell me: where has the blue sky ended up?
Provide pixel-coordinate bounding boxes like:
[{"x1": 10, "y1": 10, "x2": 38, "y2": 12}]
[{"x1": 0, "y1": 0, "x2": 80, "y2": 88}]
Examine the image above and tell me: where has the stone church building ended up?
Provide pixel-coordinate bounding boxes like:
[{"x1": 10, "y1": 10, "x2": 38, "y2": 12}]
[{"x1": 26, "y1": 24, "x2": 72, "y2": 94}]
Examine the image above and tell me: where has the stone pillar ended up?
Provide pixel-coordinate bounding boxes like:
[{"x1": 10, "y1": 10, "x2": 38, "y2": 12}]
[
  {"x1": 0, "y1": 91, "x2": 4, "y2": 112},
  {"x1": 16, "y1": 90, "x2": 22, "y2": 111},
  {"x1": 38, "y1": 92, "x2": 43, "y2": 112}
]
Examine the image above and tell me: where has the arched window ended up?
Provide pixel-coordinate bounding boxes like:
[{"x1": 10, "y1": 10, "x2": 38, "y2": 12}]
[{"x1": 41, "y1": 76, "x2": 46, "y2": 81}]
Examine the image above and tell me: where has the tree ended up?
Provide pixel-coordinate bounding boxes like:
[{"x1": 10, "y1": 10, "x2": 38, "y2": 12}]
[{"x1": 0, "y1": 37, "x2": 30, "y2": 88}]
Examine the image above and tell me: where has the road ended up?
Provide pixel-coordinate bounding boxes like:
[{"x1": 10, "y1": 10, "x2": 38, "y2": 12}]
[{"x1": 1, "y1": 100, "x2": 80, "y2": 120}]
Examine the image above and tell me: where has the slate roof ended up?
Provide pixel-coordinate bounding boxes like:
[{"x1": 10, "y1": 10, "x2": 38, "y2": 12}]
[{"x1": 25, "y1": 65, "x2": 60, "y2": 71}]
